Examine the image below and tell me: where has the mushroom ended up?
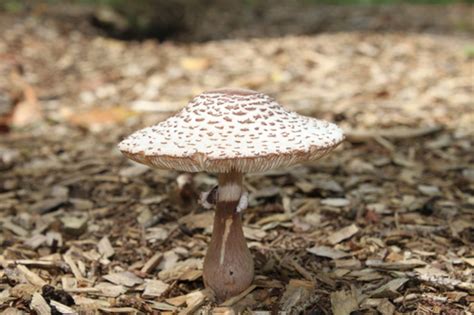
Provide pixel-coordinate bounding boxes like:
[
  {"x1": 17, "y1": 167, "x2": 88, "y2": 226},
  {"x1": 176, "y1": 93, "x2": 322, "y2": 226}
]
[{"x1": 118, "y1": 88, "x2": 344, "y2": 301}]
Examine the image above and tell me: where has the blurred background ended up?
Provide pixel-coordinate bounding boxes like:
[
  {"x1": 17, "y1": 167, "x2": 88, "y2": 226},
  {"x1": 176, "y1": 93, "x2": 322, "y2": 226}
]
[
  {"x1": 0, "y1": 0, "x2": 472, "y2": 132},
  {"x1": 1, "y1": 0, "x2": 473, "y2": 133},
  {"x1": 0, "y1": 0, "x2": 473, "y2": 313}
]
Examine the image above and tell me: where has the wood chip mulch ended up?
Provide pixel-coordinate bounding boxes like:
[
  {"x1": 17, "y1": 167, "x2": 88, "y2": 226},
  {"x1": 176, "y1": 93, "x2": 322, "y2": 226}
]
[{"x1": 0, "y1": 4, "x2": 473, "y2": 314}]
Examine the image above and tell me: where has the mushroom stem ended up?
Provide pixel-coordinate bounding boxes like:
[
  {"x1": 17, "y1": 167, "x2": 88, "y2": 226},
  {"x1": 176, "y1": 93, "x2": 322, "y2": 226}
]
[{"x1": 203, "y1": 172, "x2": 254, "y2": 302}]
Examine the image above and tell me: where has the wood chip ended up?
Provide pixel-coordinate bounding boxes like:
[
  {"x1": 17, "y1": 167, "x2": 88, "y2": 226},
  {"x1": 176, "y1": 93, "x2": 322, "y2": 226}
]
[
  {"x1": 97, "y1": 236, "x2": 115, "y2": 258},
  {"x1": 370, "y1": 278, "x2": 408, "y2": 298},
  {"x1": 99, "y1": 307, "x2": 140, "y2": 313},
  {"x1": 16, "y1": 265, "x2": 46, "y2": 287},
  {"x1": 330, "y1": 290, "x2": 358, "y2": 315},
  {"x1": 327, "y1": 224, "x2": 359, "y2": 245},
  {"x1": 158, "y1": 258, "x2": 203, "y2": 282},
  {"x1": 178, "y1": 211, "x2": 214, "y2": 231},
  {"x1": 377, "y1": 299, "x2": 396, "y2": 315},
  {"x1": 140, "y1": 253, "x2": 162, "y2": 274},
  {"x1": 3, "y1": 220, "x2": 29, "y2": 237},
  {"x1": 10, "y1": 259, "x2": 66, "y2": 270},
  {"x1": 417, "y1": 185, "x2": 441, "y2": 196},
  {"x1": 30, "y1": 198, "x2": 66, "y2": 214},
  {"x1": 142, "y1": 280, "x2": 169, "y2": 298},
  {"x1": 279, "y1": 280, "x2": 314, "y2": 311},
  {"x1": 158, "y1": 250, "x2": 180, "y2": 271},
  {"x1": 166, "y1": 294, "x2": 187, "y2": 307},
  {"x1": 220, "y1": 284, "x2": 257, "y2": 307},
  {"x1": 10, "y1": 283, "x2": 37, "y2": 299},
  {"x1": 2, "y1": 308, "x2": 26, "y2": 315},
  {"x1": 119, "y1": 164, "x2": 149, "y2": 177},
  {"x1": 307, "y1": 246, "x2": 351, "y2": 259},
  {"x1": 30, "y1": 293, "x2": 51, "y2": 315},
  {"x1": 63, "y1": 253, "x2": 84, "y2": 280},
  {"x1": 49, "y1": 300, "x2": 77, "y2": 314},
  {"x1": 73, "y1": 295, "x2": 110, "y2": 307},
  {"x1": 24, "y1": 234, "x2": 47, "y2": 249},
  {"x1": 178, "y1": 290, "x2": 209, "y2": 315},
  {"x1": 103, "y1": 271, "x2": 143, "y2": 287},
  {"x1": 463, "y1": 257, "x2": 474, "y2": 267},
  {"x1": 321, "y1": 198, "x2": 350, "y2": 207},
  {"x1": 60, "y1": 215, "x2": 88, "y2": 236},
  {"x1": 148, "y1": 301, "x2": 177, "y2": 311},
  {"x1": 211, "y1": 307, "x2": 236, "y2": 315},
  {"x1": 366, "y1": 259, "x2": 426, "y2": 270},
  {"x1": 61, "y1": 277, "x2": 77, "y2": 291},
  {"x1": 335, "y1": 259, "x2": 362, "y2": 270},
  {"x1": 243, "y1": 226, "x2": 267, "y2": 241},
  {"x1": 393, "y1": 293, "x2": 419, "y2": 304},
  {"x1": 145, "y1": 227, "x2": 169, "y2": 242},
  {"x1": 94, "y1": 282, "x2": 127, "y2": 297}
]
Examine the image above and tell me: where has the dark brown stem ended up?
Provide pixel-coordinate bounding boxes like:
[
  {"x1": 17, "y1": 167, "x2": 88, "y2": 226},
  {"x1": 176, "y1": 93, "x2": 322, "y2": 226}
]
[{"x1": 202, "y1": 172, "x2": 254, "y2": 302}]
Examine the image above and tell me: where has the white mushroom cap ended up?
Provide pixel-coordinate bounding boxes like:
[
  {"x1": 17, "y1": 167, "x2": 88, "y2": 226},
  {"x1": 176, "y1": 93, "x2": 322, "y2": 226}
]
[{"x1": 118, "y1": 88, "x2": 344, "y2": 173}]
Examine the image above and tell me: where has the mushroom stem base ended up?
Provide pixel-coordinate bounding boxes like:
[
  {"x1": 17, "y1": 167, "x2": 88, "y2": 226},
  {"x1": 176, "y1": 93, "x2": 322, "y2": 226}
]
[{"x1": 203, "y1": 173, "x2": 254, "y2": 302}]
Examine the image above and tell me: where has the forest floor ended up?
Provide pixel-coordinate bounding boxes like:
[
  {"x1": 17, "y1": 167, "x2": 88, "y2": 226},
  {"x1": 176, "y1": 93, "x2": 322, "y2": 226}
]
[{"x1": 0, "y1": 3, "x2": 473, "y2": 314}]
